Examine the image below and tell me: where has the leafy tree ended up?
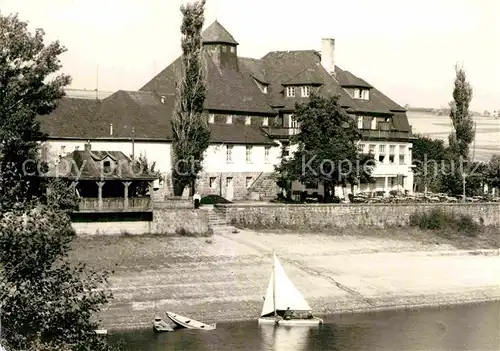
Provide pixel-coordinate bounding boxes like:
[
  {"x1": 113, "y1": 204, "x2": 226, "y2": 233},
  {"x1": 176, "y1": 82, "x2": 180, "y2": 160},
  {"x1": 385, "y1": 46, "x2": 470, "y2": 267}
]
[
  {"x1": 485, "y1": 154, "x2": 500, "y2": 192},
  {"x1": 411, "y1": 134, "x2": 447, "y2": 193},
  {"x1": 44, "y1": 178, "x2": 80, "y2": 212},
  {"x1": 0, "y1": 206, "x2": 118, "y2": 351},
  {"x1": 0, "y1": 13, "x2": 120, "y2": 350},
  {"x1": 171, "y1": 0, "x2": 210, "y2": 196},
  {"x1": 275, "y1": 94, "x2": 374, "y2": 202},
  {"x1": 441, "y1": 65, "x2": 475, "y2": 196},
  {"x1": 0, "y1": 13, "x2": 71, "y2": 211},
  {"x1": 131, "y1": 153, "x2": 162, "y2": 196},
  {"x1": 447, "y1": 65, "x2": 474, "y2": 160}
]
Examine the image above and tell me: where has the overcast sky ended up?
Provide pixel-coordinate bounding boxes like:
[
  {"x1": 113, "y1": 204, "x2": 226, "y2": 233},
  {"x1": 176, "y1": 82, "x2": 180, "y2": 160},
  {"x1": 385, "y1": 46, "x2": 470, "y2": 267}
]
[{"x1": 1, "y1": 0, "x2": 499, "y2": 111}]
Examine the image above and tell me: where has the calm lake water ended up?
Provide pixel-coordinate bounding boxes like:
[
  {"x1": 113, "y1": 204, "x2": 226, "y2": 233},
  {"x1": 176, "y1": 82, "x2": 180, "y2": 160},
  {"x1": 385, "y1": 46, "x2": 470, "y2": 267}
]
[{"x1": 110, "y1": 302, "x2": 500, "y2": 350}]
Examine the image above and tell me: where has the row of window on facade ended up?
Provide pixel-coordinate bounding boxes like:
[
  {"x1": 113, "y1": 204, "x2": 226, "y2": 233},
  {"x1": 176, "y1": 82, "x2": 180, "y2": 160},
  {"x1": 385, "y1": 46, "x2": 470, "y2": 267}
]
[
  {"x1": 208, "y1": 175, "x2": 254, "y2": 189},
  {"x1": 285, "y1": 86, "x2": 370, "y2": 100},
  {"x1": 357, "y1": 116, "x2": 391, "y2": 130},
  {"x1": 358, "y1": 143, "x2": 408, "y2": 164},
  {"x1": 208, "y1": 114, "x2": 269, "y2": 126},
  {"x1": 221, "y1": 45, "x2": 236, "y2": 53},
  {"x1": 286, "y1": 86, "x2": 310, "y2": 98},
  {"x1": 225, "y1": 145, "x2": 271, "y2": 163}
]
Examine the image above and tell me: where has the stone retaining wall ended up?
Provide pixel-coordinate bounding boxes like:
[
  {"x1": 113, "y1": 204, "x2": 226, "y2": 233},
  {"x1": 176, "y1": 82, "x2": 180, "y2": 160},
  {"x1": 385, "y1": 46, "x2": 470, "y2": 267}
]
[
  {"x1": 73, "y1": 208, "x2": 209, "y2": 235},
  {"x1": 215, "y1": 202, "x2": 500, "y2": 228}
]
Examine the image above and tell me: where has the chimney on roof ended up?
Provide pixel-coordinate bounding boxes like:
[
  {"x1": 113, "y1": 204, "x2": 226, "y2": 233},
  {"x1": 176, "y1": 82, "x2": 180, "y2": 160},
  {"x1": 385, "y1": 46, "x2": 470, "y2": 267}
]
[
  {"x1": 321, "y1": 38, "x2": 336, "y2": 76},
  {"x1": 110, "y1": 123, "x2": 113, "y2": 136},
  {"x1": 84, "y1": 140, "x2": 91, "y2": 151}
]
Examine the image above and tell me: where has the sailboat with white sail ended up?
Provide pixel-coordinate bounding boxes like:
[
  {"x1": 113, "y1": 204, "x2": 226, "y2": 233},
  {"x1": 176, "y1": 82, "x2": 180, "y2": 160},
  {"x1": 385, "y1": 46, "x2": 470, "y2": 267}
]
[{"x1": 258, "y1": 252, "x2": 323, "y2": 326}]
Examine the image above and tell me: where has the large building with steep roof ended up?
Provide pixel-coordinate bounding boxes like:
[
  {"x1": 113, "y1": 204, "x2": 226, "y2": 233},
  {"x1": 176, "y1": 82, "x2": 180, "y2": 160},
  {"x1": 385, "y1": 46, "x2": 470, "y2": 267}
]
[{"x1": 40, "y1": 20, "x2": 415, "y2": 201}]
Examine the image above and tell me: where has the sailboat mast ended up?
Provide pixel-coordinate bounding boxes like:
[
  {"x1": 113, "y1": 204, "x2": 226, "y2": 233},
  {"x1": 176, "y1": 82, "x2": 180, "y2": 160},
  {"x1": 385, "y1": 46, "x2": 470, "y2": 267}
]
[{"x1": 272, "y1": 252, "x2": 276, "y2": 317}]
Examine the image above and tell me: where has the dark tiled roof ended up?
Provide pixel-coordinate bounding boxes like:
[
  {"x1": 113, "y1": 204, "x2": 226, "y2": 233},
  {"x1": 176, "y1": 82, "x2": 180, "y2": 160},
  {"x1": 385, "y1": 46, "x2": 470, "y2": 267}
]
[
  {"x1": 238, "y1": 57, "x2": 268, "y2": 84},
  {"x1": 38, "y1": 98, "x2": 100, "y2": 138},
  {"x1": 202, "y1": 20, "x2": 238, "y2": 45},
  {"x1": 260, "y1": 50, "x2": 408, "y2": 122},
  {"x1": 204, "y1": 55, "x2": 275, "y2": 114},
  {"x1": 335, "y1": 67, "x2": 372, "y2": 88},
  {"x1": 210, "y1": 124, "x2": 276, "y2": 145},
  {"x1": 261, "y1": 50, "x2": 353, "y2": 110},
  {"x1": 45, "y1": 150, "x2": 158, "y2": 180},
  {"x1": 39, "y1": 91, "x2": 175, "y2": 140},
  {"x1": 140, "y1": 53, "x2": 276, "y2": 115},
  {"x1": 283, "y1": 68, "x2": 324, "y2": 86},
  {"x1": 40, "y1": 92, "x2": 276, "y2": 144}
]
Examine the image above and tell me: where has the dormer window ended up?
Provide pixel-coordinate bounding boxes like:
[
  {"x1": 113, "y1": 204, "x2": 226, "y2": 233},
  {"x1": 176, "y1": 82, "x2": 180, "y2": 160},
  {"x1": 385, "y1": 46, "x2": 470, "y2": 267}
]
[
  {"x1": 301, "y1": 86, "x2": 310, "y2": 97},
  {"x1": 226, "y1": 115, "x2": 233, "y2": 124},
  {"x1": 286, "y1": 86, "x2": 295, "y2": 97},
  {"x1": 103, "y1": 161, "x2": 111, "y2": 168},
  {"x1": 208, "y1": 114, "x2": 214, "y2": 124},
  {"x1": 354, "y1": 88, "x2": 370, "y2": 100}
]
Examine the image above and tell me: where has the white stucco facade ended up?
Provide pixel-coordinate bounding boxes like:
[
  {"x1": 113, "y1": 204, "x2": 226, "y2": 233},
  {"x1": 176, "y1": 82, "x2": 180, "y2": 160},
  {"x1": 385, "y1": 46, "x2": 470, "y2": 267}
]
[
  {"x1": 286, "y1": 139, "x2": 414, "y2": 197},
  {"x1": 43, "y1": 137, "x2": 412, "y2": 199},
  {"x1": 203, "y1": 144, "x2": 280, "y2": 173},
  {"x1": 43, "y1": 139, "x2": 173, "y2": 173},
  {"x1": 43, "y1": 139, "x2": 281, "y2": 179}
]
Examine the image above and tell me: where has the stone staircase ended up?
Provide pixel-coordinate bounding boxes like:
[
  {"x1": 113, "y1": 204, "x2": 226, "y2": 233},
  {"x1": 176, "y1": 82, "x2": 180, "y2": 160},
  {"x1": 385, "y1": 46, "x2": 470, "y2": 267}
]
[
  {"x1": 246, "y1": 172, "x2": 279, "y2": 200},
  {"x1": 152, "y1": 175, "x2": 173, "y2": 201},
  {"x1": 207, "y1": 207, "x2": 238, "y2": 235}
]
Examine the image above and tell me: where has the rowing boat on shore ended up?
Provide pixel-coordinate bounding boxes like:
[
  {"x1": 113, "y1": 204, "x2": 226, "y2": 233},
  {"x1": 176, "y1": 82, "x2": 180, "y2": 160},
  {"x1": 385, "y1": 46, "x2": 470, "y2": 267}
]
[{"x1": 165, "y1": 311, "x2": 216, "y2": 330}]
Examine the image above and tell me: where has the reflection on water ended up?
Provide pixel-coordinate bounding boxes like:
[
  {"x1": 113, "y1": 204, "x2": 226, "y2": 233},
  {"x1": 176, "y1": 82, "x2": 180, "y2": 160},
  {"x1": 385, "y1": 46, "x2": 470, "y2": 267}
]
[
  {"x1": 259, "y1": 324, "x2": 311, "y2": 351},
  {"x1": 111, "y1": 302, "x2": 500, "y2": 351}
]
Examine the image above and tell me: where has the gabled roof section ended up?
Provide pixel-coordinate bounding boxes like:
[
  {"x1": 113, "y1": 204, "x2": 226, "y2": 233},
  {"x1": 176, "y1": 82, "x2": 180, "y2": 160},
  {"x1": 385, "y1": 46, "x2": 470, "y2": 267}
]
[
  {"x1": 38, "y1": 98, "x2": 100, "y2": 138},
  {"x1": 261, "y1": 50, "x2": 352, "y2": 110},
  {"x1": 260, "y1": 50, "x2": 406, "y2": 114},
  {"x1": 210, "y1": 124, "x2": 276, "y2": 145},
  {"x1": 45, "y1": 150, "x2": 159, "y2": 180},
  {"x1": 239, "y1": 57, "x2": 268, "y2": 84},
  {"x1": 283, "y1": 68, "x2": 323, "y2": 86},
  {"x1": 89, "y1": 151, "x2": 117, "y2": 162},
  {"x1": 335, "y1": 67, "x2": 372, "y2": 88},
  {"x1": 39, "y1": 91, "x2": 175, "y2": 140},
  {"x1": 40, "y1": 89, "x2": 276, "y2": 144},
  {"x1": 140, "y1": 52, "x2": 275, "y2": 115},
  {"x1": 202, "y1": 20, "x2": 238, "y2": 45}
]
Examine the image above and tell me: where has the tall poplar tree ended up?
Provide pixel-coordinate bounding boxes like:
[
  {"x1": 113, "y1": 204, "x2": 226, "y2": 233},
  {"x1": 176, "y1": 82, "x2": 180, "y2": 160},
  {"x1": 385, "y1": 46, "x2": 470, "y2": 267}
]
[
  {"x1": 448, "y1": 64, "x2": 474, "y2": 161},
  {"x1": 171, "y1": 0, "x2": 210, "y2": 196},
  {"x1": 441, "y1": 64, "x2": 476, "y2": 196}
]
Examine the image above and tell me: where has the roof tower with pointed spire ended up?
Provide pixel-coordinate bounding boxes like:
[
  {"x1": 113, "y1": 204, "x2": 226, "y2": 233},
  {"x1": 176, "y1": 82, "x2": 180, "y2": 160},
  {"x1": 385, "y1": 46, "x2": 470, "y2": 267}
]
[{"x1": 202, "y1": 20, "x2": 239, "y2": 45}]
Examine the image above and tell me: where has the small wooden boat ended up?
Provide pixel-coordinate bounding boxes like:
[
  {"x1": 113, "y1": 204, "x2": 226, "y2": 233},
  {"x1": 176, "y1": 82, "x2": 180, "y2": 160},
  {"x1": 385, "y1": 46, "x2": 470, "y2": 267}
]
[
  {"x1": 258, "y1": 252, "x2": 323, "y2": 326},
  {"x1": 165, "y1": 311, "x2": 216, "y2": 330},
  {"x1": 153, "y1": 316, "x2": 174, "y2": 332}
]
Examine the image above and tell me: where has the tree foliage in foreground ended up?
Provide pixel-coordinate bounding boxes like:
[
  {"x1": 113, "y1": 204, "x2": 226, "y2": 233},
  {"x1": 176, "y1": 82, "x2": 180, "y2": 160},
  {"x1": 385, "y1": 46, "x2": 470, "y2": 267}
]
[
  {"x1": 0, "y1": 12, "x2": 120, "y2": 350},
  {"x1": 486, "y1": 154, "x2": 500, "y2": 190},
  {"x1": 171, "y1": 0, "x2": 210, "y2": 196},
  {"x1": 275, "y1": 94, "x2": 375, "y2": 201},
  {"x1": 411, "y1": 134, "x2": 447, "y2": 193},
  {"x1": 0, "y1": 206, "x2": 118, "y2": 351},
  {"x1": 0, "y1": 12, "x2": 71, "y2": 210}
]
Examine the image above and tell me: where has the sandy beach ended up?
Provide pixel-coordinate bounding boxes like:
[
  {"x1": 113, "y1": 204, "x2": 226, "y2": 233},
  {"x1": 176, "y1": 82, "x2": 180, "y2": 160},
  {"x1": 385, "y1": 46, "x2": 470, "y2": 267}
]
[{"x1": 69, "y1": 228, "x2": 500, "y2": 330}]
